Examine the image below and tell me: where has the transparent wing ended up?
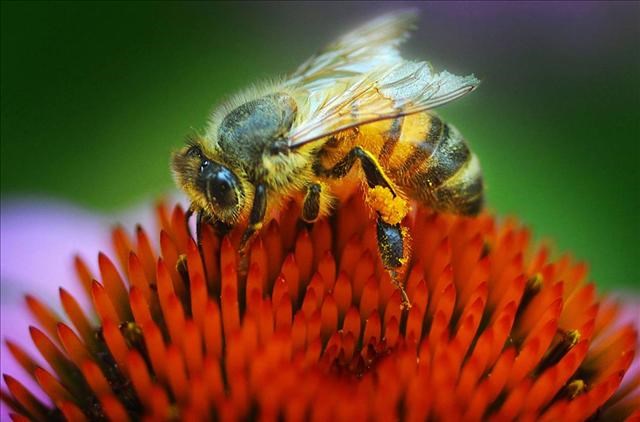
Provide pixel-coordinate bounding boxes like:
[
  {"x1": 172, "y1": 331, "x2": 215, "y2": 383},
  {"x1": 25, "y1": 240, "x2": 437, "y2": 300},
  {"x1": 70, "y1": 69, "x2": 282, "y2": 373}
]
[
  {"x1": 288, "y1": 61, "x2": 479, "y2": 147},
  {"x1": 286, "y1": 10, "x2": 417, "y2": 92}
]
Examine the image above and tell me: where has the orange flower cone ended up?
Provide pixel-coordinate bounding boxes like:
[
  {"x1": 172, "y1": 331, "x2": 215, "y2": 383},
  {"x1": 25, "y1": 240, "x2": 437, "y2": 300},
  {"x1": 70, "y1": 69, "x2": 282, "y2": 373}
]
[{"x1": 1, "y1": 193, "x2": 638, "y2": 421}]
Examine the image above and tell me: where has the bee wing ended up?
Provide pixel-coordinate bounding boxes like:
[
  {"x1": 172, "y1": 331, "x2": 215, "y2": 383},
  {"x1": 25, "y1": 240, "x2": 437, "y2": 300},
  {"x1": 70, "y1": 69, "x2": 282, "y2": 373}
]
[
  {"x1": 285, "y1": 11, "x2": 479, "y2": 148},
  {"x1": 287, "y1": 10, "x2": 417, "y2": 91},
  {"x1": 288, "y1": 61, "x2": 479, "y2": 147}
]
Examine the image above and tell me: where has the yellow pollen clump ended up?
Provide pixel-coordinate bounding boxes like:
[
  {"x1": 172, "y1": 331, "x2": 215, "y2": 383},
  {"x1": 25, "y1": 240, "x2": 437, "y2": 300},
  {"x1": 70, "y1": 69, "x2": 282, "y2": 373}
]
[{"x1": 365, "y1": 186, "x2": 410, "y2": 225}]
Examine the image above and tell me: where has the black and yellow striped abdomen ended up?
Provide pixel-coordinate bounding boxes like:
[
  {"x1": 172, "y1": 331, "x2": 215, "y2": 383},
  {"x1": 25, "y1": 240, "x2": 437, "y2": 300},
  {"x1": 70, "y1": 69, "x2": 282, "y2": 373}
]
[
  {"x1": 319, "y1": 111, "x2": 483, "y2": 215},
  {"x1": 390, "y1": 112, "x2": 483, "y2": 215}
]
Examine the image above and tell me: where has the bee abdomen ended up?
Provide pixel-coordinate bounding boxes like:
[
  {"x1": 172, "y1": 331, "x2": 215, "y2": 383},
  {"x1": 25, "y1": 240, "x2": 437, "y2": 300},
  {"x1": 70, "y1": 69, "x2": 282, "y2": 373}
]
[
  {"x1": 408, "y1": 122, "x2": 483, "y2": 215},
  {"x1": 431, "y1": 153, "x2": 483, "y2": 215},
  {"x1": 400, "y1": 114, "x2": 444, "y2": 172},
  {"x1": 421, "y1": 123, "x2": 471, "y2": 186}
]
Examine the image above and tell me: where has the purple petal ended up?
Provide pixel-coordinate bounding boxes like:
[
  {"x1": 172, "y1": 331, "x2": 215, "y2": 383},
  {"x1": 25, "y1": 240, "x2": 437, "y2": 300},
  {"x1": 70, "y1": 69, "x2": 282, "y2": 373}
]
[{"x1": 0, "y1": 194, "x2": 186, "y2": 418}]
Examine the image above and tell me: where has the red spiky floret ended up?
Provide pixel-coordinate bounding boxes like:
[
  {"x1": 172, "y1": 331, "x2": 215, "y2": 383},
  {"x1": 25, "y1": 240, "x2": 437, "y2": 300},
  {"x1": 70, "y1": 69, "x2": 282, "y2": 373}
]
[{"x1": 2, "y1": 193, "x2": 638, "y2": 421}]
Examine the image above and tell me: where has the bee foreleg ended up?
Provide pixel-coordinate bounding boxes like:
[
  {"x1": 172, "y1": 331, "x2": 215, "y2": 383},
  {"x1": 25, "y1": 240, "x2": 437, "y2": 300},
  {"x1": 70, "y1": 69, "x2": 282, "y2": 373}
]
[
  {"x1": 196, "y1": 210, "x2": 204, "y2": 246},
  {"x1": 302, "y1": 182, "x2": 322, "y2": 223},
  {"x1": 185, "y1": 204, "x2": 205, "y2": 254},
  {"x1": 212, "y1": 219, "x2": 233, "y2": 238},
  {"x1": 240, "y1": 183, "x2": 267, "y2": 252}
]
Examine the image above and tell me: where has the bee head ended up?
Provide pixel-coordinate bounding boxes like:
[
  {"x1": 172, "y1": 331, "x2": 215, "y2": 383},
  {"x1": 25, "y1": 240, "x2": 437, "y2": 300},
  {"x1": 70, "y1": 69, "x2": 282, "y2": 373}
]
[{"x1": 171, "y1": 139, "x2": 245, "y2": 224}]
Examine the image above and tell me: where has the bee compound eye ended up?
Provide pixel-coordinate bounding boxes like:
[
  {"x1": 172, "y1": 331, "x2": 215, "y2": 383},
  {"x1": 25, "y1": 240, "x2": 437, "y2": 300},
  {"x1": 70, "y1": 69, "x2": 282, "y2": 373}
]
[
  {"x1": 210, "y1": 168, "x2": 238, "y2": 207},
  {"x1": 199, "y1": 163, "x2": 239, "y2": 208}
]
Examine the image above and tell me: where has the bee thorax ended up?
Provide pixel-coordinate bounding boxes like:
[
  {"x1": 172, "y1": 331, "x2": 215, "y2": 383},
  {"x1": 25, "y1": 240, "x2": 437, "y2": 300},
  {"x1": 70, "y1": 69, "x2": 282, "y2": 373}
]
[{"x1": 217, "y1": 93, "x2": 297, "y2": 173}]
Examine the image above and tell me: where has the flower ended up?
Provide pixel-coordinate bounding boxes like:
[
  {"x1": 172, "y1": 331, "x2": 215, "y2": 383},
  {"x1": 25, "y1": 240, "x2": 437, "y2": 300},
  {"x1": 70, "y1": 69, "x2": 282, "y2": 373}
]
[{"x1": 1, "y1": 194, "x2": 639, "y2": 421}]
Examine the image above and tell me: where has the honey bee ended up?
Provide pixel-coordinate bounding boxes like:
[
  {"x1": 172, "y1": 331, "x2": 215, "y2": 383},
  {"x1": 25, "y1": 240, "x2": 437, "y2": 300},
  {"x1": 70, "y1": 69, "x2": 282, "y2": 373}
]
[{"x1": 172, "y1": 11, "x2": 482, "y2": 308}]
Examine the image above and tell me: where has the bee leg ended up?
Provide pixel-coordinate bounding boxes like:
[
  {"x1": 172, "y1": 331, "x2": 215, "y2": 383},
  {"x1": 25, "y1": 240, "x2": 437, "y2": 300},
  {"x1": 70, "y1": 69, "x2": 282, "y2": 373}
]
[
  {"x1": 212, "y1": 219, "x2": 233, "y2": 238},
  {"x1": 302, "y1": 182, "x2": 322, "y2": 223},
  {"x1": 195, "y1": 210, "x2": 202, "y2": 241},
  {"x1": 322, "y1": 146, "x2": 412, "y2": 308},
  {"x1": 377, "y1": 217, "x2": 411, "y2": 309},
  {"x1": 189, "y1": 210, "x2": 216, "y2": 284},
  {"x1": 323, "y1": 146, "x2": 396, "y2": 192},
  {"x1": 191, "y1": 208, "x2": 232, "y2": 241},
  {"x1": 196, "y1": 210, "x2": 206, "y2": 249},
  {"x1": 240, "y1": 183, "x2": 267, "y2": 253}
]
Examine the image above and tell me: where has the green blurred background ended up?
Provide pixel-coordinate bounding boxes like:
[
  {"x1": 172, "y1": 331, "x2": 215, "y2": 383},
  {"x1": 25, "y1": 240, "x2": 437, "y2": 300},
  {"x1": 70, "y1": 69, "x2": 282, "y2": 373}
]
[{"x1": 2, "y1": 2, "x2": 638, "y2": 291}]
